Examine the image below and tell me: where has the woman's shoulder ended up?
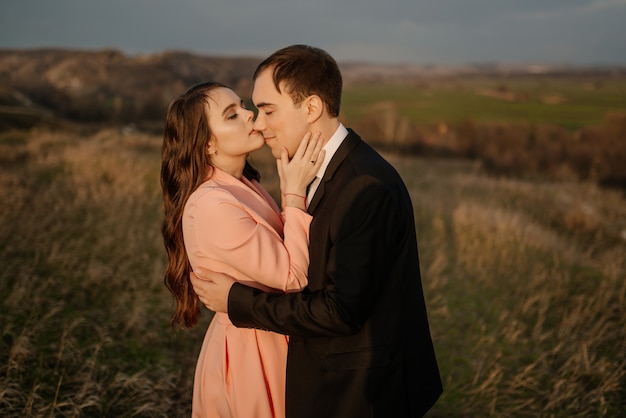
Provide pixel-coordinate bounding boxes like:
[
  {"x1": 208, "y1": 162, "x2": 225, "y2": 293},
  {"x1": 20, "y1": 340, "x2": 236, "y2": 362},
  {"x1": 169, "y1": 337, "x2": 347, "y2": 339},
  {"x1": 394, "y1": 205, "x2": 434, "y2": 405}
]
[
  {"x1": 188, "y1": 181, "x2": 236, "y2": 205},
  {"x1": 185, "y1": 180, "x2": 245, "y2": 217}
]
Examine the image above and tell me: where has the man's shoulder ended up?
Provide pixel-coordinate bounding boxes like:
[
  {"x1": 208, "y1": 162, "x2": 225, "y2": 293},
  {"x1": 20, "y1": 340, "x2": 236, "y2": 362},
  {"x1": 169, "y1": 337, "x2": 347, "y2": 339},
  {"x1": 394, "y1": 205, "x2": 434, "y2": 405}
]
[{"x1": 347, "y1": 137, "x2": 397, "y2": 176}]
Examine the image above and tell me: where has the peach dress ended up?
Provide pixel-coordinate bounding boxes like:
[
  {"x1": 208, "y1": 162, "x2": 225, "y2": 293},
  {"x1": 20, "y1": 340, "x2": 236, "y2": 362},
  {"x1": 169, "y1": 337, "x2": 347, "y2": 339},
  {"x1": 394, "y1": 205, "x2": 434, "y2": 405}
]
[{"x1": 182, "y1": 168, "x2": 311, "y2": 418}]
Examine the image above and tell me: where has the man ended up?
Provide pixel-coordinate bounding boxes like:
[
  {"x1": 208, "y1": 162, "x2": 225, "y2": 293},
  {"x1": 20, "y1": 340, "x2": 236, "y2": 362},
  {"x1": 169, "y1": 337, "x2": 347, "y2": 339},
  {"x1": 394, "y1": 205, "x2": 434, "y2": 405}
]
[{"x1": 192, "y1": 44, "x2": 442, "y2": 417}]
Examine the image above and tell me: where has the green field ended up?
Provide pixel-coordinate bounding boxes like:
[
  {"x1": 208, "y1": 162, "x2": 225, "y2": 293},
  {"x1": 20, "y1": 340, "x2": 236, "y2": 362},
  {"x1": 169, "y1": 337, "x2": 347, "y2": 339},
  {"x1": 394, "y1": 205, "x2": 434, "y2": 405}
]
[
  {"x1": 1, "y1": 128, "x2": 624, "y2": 416},
  {"x1": 342, "y1": 76, "x2": 626, "y2": 130}
]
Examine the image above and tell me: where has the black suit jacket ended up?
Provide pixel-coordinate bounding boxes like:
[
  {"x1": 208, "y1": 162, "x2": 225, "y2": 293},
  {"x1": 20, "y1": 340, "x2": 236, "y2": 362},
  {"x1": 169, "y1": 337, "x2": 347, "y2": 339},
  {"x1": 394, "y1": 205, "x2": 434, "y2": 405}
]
[{"x1": 229, "y1": 130, "x2": 442, "y2": 417}]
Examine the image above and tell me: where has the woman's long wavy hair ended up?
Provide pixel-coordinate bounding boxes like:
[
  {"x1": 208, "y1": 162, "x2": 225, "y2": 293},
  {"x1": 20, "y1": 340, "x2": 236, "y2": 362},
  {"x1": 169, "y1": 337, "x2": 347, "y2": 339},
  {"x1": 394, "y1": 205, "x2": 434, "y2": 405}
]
[{"x1": 160, "y1": 82, "x2": 260, "y2": 329}]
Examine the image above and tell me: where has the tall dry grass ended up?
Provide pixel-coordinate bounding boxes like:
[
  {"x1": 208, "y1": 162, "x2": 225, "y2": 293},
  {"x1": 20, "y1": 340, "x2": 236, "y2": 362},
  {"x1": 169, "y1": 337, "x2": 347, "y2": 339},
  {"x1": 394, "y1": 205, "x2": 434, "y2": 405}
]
[
  {"x1": 1, "y1": 128, "x2": 625, "y2": 416},
  {"x1": 0, "y1": 129, "x2": 211, "y2": 416},
  {"x1": 390, "y1": 157, "x2": 626, "y2": 416}
]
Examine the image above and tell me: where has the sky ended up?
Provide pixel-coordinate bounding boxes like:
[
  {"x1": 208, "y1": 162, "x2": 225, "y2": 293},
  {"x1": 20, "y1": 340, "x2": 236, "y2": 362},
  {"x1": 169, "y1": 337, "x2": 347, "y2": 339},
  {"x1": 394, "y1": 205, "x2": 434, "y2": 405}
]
[{"x1": 1, "y1": 0, "x2": 626, "y2": 66}]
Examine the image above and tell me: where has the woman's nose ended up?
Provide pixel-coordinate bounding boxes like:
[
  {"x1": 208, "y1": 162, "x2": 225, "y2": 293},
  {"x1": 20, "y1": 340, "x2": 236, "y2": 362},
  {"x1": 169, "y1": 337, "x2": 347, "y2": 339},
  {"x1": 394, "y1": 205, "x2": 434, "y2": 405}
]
[{"x1": 252, "y1": 113, "x2": 265, "y2": 131}]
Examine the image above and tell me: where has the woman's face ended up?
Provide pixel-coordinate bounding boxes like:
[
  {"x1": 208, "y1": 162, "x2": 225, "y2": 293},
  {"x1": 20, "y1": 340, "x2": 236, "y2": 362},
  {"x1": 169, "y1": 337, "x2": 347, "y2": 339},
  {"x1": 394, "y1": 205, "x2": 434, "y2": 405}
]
[{"x1": 206, "y1": 87, "x2": 264, "y2": 160}]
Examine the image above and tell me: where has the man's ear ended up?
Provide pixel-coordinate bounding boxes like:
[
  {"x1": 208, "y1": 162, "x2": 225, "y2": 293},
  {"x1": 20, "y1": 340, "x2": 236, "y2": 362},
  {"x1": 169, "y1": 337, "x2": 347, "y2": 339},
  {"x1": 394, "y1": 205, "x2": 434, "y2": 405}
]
[{"x1": 305, "y1": 95, "x2": 323, "y2": 123}]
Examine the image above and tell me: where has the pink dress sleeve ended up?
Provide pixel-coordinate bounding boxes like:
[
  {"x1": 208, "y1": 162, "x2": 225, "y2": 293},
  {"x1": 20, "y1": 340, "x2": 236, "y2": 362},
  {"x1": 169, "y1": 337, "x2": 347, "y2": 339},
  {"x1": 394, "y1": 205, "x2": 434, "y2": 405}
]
[{"x1": 184, "y1": 188, "x2": 311, "y2": 292}]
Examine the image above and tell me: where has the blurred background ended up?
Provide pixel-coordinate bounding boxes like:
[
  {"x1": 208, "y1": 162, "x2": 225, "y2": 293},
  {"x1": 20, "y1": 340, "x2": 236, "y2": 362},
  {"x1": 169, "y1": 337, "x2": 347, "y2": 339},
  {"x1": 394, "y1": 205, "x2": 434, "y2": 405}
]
[{"x1": 1, "y1": 1, "x2": 625, "y2": 416}]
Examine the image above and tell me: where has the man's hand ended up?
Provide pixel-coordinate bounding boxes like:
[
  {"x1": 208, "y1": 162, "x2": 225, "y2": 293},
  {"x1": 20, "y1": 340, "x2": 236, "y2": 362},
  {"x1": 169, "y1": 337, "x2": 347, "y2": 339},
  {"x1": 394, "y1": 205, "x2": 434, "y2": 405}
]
[{"x1": 190, "y1": 269, "x2": 237, "y2": 313}]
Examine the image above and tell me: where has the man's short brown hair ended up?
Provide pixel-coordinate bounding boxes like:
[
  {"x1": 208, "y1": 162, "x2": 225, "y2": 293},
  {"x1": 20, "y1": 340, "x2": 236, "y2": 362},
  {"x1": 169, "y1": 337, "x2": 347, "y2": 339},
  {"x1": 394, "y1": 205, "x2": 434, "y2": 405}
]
[{"x1": 253, "y1": 44, "x2": 342, "y2": 117}]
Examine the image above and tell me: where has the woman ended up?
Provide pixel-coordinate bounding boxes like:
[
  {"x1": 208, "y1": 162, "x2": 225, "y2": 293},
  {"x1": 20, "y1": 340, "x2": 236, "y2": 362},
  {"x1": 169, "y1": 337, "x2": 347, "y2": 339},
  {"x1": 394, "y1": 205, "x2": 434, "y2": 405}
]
[{"x1": 160, "y1": 82, "x2": 323, "y2": 417}]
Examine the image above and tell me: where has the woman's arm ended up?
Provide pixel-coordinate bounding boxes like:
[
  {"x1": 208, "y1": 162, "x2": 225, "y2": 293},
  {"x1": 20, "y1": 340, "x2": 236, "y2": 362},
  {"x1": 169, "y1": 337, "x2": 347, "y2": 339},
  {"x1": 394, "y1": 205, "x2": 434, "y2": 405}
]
[{"x1": 184, "y1": 189, "x2": 311, "y2": 292}]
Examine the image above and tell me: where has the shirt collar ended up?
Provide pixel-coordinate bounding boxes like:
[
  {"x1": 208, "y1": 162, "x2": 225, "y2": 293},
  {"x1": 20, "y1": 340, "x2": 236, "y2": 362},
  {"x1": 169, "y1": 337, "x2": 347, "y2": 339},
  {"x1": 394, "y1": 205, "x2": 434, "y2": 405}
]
[{"x1": 315, "y1": 123, "x2": 348, "y2": 180}]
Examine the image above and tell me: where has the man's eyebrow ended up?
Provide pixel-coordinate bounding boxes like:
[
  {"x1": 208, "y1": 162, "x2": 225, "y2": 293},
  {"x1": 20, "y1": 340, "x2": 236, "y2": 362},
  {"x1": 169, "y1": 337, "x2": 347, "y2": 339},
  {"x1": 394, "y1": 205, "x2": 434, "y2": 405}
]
[{"x1": 255, "y1": 102, "x2": 274, "y2": 109}]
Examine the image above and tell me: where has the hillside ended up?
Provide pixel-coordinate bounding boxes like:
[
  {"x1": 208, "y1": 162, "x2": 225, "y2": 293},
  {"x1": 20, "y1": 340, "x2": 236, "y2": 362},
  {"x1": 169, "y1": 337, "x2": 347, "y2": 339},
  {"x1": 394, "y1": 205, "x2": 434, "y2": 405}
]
[
  {"x1": 0, "y1": 48, "x2": 261, "y2": 130},
  {"x1": 1, "y1": 128, "x2": 624, "y2": 416},
  {"x1": 2, "y1": 48, "x2": 624, "y2": 132}
]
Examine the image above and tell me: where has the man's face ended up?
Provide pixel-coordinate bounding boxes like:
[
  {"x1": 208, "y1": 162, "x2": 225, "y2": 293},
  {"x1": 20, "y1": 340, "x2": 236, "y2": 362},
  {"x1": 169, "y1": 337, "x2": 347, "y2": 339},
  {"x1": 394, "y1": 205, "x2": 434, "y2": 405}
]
[{"x1": 252, "y1": 68, "x2": 309, "y2": 159}]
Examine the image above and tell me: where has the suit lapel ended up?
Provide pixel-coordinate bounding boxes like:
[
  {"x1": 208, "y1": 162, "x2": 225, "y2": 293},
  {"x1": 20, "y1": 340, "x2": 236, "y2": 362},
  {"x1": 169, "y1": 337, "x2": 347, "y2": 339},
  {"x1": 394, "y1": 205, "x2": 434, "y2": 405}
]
[{"x1": 308, "y1": 130, "x2": 361, "y2": 214}]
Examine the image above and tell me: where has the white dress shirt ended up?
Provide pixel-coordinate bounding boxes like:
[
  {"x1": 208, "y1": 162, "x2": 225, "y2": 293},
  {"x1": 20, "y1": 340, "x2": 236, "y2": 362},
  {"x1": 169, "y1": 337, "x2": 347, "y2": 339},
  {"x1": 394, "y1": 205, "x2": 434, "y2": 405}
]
[{"x1": 306, "y1": 123, "x2": 349, "y2": 206}]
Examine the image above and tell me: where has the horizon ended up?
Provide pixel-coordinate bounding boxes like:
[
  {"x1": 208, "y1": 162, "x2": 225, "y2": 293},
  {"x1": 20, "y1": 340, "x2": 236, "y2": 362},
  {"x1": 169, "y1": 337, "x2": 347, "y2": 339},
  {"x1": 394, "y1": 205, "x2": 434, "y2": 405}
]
[{"x1": 2, "y1": 46, "x2": 626, "y2": 70}]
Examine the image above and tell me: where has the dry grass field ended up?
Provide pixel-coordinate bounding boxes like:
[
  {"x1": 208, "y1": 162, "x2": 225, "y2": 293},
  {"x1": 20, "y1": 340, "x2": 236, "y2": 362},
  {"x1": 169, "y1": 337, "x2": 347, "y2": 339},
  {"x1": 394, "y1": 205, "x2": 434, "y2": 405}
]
[{"x1": 1, "y1": 127, "x2": 625, "y2": 417}]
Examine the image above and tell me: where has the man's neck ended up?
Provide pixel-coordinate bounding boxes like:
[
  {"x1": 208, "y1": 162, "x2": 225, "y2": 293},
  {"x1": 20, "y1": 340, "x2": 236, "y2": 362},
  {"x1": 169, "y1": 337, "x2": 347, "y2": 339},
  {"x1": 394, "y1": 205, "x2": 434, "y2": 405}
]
[{"x1": 313, "y1": 118, "x2": 341, "y2": 147}]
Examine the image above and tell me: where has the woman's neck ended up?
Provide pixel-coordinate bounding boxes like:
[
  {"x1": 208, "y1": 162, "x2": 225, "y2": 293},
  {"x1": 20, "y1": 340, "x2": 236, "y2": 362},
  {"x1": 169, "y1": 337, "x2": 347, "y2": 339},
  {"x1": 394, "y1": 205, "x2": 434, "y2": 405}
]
[{"x1": 210, "y1": 156, "x2": 245, "y2": 179}]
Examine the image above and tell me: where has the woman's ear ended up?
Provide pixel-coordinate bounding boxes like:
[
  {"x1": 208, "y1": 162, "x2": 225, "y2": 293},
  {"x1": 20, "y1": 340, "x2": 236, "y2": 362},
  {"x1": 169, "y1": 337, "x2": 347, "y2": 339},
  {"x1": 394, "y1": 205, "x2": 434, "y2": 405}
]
[
  {"x1": 207, "y1": 138, "x2": 217, "y2": 156},
  {"x1": 305, "y1": 95, "x2": 323, "y2": 123}
]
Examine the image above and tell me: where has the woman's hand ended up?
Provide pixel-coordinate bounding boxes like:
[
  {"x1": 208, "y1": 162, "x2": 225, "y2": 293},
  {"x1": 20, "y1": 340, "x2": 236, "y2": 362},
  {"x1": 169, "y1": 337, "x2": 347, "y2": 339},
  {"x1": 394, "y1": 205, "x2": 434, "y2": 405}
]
[{"x1": 277, "y1": 132, "x2": 325, "y2": 209}]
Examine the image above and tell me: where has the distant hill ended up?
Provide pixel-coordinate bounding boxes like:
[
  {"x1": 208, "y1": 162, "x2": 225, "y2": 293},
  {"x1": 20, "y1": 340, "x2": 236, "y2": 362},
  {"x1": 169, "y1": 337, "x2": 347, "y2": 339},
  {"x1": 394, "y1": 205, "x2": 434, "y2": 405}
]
[
  {"x1": 1, "y1": 48, "x2": 624, "y2": 132},
  {"x1": 0, "y1": 48, "x2": 263, "y2": 131}
]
